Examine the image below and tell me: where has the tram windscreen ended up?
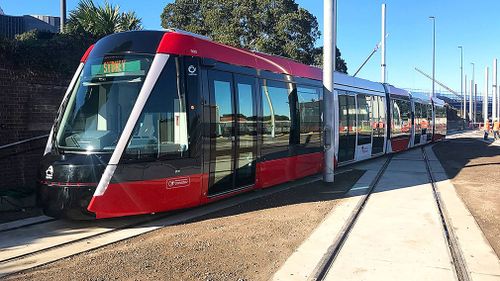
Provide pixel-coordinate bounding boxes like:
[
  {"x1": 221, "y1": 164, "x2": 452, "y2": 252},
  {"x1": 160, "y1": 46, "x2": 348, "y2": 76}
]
[{"x1": 55, "y1": 54, "x2": 154, "y2": 151}]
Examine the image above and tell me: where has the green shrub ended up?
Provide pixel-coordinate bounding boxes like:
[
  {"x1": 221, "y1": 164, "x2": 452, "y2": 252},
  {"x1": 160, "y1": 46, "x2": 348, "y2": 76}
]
[{"x1": 0, "y1": 30, "x2": 97, "y2": 76}]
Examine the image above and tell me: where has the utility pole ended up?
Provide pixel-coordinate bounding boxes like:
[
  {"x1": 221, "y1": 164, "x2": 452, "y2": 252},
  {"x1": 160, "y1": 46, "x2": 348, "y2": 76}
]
[
  {"x1": 429, "y1": 16, "x2": 436, "y2": 97},
  {"x1": 381, "y1": 4, "x2": 387, "y2": 83},
  {"x1": 458, "y1": 46, "x2": 464, "y2": 117},
  {"x1": 60, "y1": 0, "x2": 66, "y2": 33},
  {"x1": 323, "y1": 0, "x2": 337, "y2": 183}
]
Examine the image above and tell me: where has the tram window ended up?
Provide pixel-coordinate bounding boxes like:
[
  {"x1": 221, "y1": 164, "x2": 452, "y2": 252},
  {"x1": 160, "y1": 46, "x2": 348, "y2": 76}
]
[
  {"x1": 297, "y1": 86, "x2": 321, "y2": 149},
  {"x1": 55, "y1": 54, "x2": 155, "y2": 151},
  {"x1": 414, "y1": 103, "x2": 421, "y2": 130},
  {"x1": 392, "y1": 100, "x2": 402, "y2": 137},
  {"x1": 392, "y1": 99, "x2": 411, "y2": 137},
  {"x1": 357, "y1": 94, "x2": 371, "y2": 145},
  {"x1": 237, "y1": 83, "x2": 256, "y2": 136},
  {"x1": 421, "y1": 104, "x2": 427, "y2": 120},
  {"x1": 125, "y1": 56, "x2": 189, "y2": 160},
  {"x1": 400, "y1": 100, "x2": 411, "y2": 134},
  {"x1": 261, "y1": 80, "x2": 292, "y2": 148}
]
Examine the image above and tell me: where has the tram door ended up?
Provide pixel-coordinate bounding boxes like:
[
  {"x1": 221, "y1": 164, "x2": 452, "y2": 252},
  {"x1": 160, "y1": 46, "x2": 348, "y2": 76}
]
[
  {"x1": 371, "y1": 96, "x2": 386, "y2": 155},
  {"x1": 207, "y1": 70, "x2": 257, "y2": 196},
  {"x1": 338, "y1": 94, "x2": 356, "y2": 162},
  {"x1": 413, "y1": 103, "x2": 422, "y2": 146}
]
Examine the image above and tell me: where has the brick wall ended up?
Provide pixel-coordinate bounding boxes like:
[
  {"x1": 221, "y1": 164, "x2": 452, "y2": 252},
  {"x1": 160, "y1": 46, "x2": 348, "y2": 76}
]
[{"x1": 0, "y1": 67, "x2": 70, "y2": 195}]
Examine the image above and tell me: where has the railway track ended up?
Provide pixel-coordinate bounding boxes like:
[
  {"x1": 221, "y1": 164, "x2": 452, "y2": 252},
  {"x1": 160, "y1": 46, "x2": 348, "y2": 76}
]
[
  {"x1": 422, "y1": 147, "x2": 471, "y2": 281},
  {"x1": 309, "y1": 147, "x2": 471, "y2": 281},
  {"x1": 0, "y1": 173, "x2": 327, "y2": 278}
]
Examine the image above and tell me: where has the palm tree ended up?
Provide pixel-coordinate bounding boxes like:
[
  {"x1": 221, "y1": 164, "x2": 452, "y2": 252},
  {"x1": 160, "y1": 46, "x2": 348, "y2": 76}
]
[{"x1": 66, "y1": 0, "x2": 142, "y2": 38}]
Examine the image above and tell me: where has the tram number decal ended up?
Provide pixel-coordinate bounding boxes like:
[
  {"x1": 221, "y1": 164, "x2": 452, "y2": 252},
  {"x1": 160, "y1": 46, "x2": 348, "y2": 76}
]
[{"x1": 166, "y1": 177, "x2": 190, "y2": 189}]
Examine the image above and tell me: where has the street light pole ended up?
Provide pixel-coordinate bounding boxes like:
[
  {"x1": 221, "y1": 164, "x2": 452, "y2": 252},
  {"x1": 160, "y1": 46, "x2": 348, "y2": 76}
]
[
  {"x1": 323, "y1": 0, "x2": 337, "y2": 183},
  {"x1": 429, "y1": 16, "x2": 436, "y2": 97},
  {"x1": 458, "y1": 46, "x2": 464, "y2": 118}
]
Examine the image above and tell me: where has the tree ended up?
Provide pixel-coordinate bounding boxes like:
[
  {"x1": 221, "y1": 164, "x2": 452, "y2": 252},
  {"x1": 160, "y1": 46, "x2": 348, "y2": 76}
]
[
  {"x1": 66, "y1": 0, "x2": 142, "y2": 38},
  {"x1": 161, "y1": 0, "x2": 347, "y2": 73},
  {"x1": 312, "y1": 46, "x2": 348, "y2": 74}
]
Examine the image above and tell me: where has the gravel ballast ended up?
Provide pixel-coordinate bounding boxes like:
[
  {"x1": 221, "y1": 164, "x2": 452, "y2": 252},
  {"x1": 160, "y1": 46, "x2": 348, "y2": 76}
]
[{"x1": 6, "y1": 170, "x2": 364, "y2": 281}]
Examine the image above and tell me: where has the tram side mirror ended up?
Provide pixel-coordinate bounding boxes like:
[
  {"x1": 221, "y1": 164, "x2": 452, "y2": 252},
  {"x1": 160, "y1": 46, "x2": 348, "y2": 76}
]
[{"x1": 201, "y1": 58, "x2": 216, "y2": 67}]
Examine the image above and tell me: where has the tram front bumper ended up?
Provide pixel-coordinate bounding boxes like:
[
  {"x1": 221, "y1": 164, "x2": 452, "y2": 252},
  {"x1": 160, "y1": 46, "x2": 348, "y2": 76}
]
[{"x1": 37, "y1": 183, "x2": 97, "y2": 220}]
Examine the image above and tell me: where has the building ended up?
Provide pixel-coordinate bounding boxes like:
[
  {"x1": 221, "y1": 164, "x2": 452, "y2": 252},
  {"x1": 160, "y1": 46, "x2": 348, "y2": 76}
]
[
  {"x1": 30, "y1": 15, "x2": 61, "y2": 31},
  {"x1": 0, "y1": 5, "x2": 60, "y2": 39}
]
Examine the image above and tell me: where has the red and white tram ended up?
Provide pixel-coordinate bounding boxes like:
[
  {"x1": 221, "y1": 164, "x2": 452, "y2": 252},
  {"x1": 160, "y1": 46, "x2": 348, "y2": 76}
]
[{"x1": 38, "y1": 30, "x2": 446, "y2": 219}]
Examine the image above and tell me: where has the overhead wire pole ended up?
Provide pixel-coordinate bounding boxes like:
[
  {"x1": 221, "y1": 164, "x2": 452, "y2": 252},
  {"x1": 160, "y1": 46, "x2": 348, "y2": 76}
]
[
  {"x1": 493, "y1": 59, "x2": 497, "y2": 121},
  {"x1": 465, "y1": 74, "x2": 468, "y2": 120},
  {"x1": 60, "y1": 0, "x2": 66, "y2": 33},
  {"x1": 469, "y1": 78, "x2": 473, "y2": 121},
  {"x1": 429, "y1": 16, "x2": 436, "y2": 97},
  {"x1": 471, "y1": 62, "x2": 475, "y2": 123},
  {"x1": 323, "y1": 0, "x2": 337, "y2": 183},
  {"x1": 352, "y1": 33, "x2": 388, "y2": 77},
  {"x1": 484, "y1": 67, "x2": 489, "y2": 122},
  {"x1": 381, "y1": 3, "x2": 387, "y2": 83},
  {"x1": 353, "y1": 43, "x2": 379, "y2": 77},
  {"x1": 458, "y1": 46, "x2": 464, "y2": 118},
  {"x1": 475, "y1": 83, "x2": 478, "y2": 123},
  {"x1": 414, "y1": 67, "x2": 461, "y2": 99}
]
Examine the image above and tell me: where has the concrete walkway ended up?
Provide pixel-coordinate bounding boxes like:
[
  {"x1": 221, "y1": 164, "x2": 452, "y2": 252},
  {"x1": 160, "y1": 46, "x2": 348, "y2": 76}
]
[
  {"x1": 274, "y1": 146, "x2": 500, "y2": 281},
  {"x1": 324, "y1": 148, "x2": 455, "y2": 280}
]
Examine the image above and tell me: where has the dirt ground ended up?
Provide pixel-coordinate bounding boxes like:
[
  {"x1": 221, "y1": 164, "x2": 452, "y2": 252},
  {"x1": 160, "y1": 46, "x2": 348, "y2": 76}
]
[
  {"x1": 6, "y1": 170, "x2": 364, "y2": 281},
  {"x1": 433, "y1": 138, "x2": 500, "y2": 257}
]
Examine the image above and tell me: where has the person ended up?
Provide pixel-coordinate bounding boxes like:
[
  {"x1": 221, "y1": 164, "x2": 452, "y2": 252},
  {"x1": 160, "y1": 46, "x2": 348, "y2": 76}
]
[
  {"x1": 484, "y1": 118, "x2": 491, "y2": 140},
  {"x1": 493, "y1": 119, "x2": 500, "y2": 141}
]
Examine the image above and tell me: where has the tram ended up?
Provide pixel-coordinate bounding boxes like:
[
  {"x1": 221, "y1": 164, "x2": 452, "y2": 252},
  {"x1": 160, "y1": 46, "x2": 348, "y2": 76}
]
[{"x1": 38, "y1": 30, "x2": 447, "y2": 219}]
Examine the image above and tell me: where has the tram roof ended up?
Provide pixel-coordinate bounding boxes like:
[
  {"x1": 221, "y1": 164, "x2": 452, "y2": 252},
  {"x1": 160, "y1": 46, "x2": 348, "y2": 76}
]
[
  {"x1": 83, "y1": 30, "x2": 386, "y2": 93},
  {"x1": 157, "y1": 30, "x2": 323, "y2": 80},
  {"x1": 432, "y1": 96, "x2": 446, "y2": 107},
  {"x1": 409, "y1": 92, "x2": 432, "y2": 104},
  {"x1": 385, "y1": 84, "x2": 411, "y2": 99}
]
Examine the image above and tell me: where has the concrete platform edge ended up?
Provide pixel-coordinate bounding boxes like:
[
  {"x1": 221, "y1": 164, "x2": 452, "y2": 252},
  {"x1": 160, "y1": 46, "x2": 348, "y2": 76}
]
[{"x1": 425, "y1": 145, "x2": 500, "y2": 280}]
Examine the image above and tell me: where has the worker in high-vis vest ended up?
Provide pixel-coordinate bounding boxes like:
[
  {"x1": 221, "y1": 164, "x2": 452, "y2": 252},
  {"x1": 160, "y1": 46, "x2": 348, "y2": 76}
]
[
  {"x1": 493, "y1": 119, "x2": 500, "y2": 141},
  {"x1": 484, "y1": 119, "x2": 491, "y2": 140}
]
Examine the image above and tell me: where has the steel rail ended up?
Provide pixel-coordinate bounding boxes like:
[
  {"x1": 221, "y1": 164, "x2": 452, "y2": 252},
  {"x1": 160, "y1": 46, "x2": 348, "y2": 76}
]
[
  {"x1": 421, "y1": 147, "x2": 471, "y2": 281},
  {"x1": 0, "y1": 173, "x2": 327, "y2": 278},
  {"x1": 310, "y1": 155, "x2": 393, "y2": 281}
]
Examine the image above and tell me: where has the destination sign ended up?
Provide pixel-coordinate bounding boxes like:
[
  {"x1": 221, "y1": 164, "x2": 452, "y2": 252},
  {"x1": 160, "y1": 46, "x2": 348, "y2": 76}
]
[{"x1": 90, "y1": 59, "x2": 142, "y2": 76}]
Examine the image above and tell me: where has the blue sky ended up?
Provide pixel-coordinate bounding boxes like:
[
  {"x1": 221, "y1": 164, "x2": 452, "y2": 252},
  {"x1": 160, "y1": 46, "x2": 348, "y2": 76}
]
[{"x1": 2, "y1": 0, "x2": 499, "y2": 94}]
